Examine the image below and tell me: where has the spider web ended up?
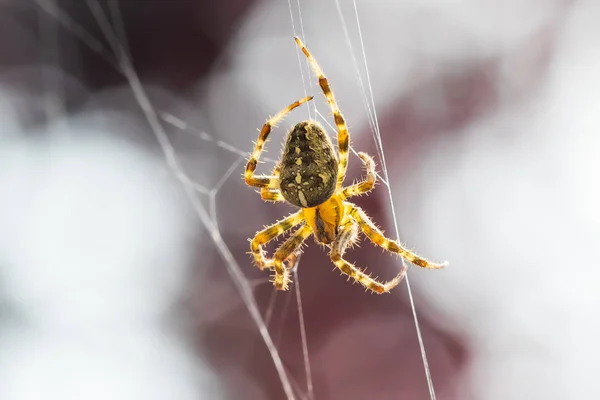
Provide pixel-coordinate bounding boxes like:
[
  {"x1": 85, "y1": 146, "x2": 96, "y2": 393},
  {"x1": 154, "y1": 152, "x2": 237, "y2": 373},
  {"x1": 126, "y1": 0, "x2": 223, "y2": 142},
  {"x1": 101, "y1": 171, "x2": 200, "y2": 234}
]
[{"x1": 29, "y1": 1, "x2": 438, "y2": 398}]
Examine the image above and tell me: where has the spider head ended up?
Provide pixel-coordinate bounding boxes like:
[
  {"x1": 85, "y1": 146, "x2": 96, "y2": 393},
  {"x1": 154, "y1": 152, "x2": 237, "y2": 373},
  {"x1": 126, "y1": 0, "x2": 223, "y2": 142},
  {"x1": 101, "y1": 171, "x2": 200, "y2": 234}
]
[{"x1": 303, "y1": 195, "x2": 344, "y2": 245}]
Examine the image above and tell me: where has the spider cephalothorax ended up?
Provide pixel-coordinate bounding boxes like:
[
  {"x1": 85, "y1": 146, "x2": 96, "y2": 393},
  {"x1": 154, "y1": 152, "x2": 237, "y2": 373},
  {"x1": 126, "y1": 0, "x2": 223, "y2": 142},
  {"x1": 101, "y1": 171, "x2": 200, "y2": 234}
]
[{"x1": 244, "y1": 37, "x2": 448, "y2": 293}]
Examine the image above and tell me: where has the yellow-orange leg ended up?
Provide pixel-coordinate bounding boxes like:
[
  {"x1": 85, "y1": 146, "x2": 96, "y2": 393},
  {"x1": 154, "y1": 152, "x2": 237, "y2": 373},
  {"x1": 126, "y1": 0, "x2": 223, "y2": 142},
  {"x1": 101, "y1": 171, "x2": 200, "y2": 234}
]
[
  {"x1": 260, "y1": 188, "x2": 286, "y2": 202},
  {"x1": 245, "y1": 96, "x2": 313, "y2": 188},
  {"x1": 295, "y1": 37, "x2": 350, "y2": 190},
  {"x1": 272, "y1": 224, "x2": 313, "y2": 290},
  {"x1": 345, "y1": 203, "x2": 449, "y2": 269},
  {"x1": 259, "y1": 164, "x2": 287, "y2": 202},
  {"x1": 250, "y1": 211, "x2": 304, "y2": 270},
  {"x1": 331, "y1": 218, "x2": 359, "y2": 256},
  {"x1": 330, "y1": 218, "x2": 402, "y2": 294},
  {"x1": 341, "y1": 152, "x2": 377, "y2": 200}
]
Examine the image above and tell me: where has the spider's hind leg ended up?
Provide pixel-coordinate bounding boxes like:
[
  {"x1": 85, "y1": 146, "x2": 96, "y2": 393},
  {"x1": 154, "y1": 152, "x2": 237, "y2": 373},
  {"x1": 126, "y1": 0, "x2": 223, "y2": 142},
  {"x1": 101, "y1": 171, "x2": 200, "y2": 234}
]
[
  {"x1": 258, "y1": 165, "x2": 288, "y2": 202},
  {"x1": 245, "y1": 96, "x2": 313, "y2": 188},
  {"x1": 295, "y1": 37, "x2": 350, "y2": 190},
  {"x1": 260, "y1": 188, "x2": 286, "y2": 202}
]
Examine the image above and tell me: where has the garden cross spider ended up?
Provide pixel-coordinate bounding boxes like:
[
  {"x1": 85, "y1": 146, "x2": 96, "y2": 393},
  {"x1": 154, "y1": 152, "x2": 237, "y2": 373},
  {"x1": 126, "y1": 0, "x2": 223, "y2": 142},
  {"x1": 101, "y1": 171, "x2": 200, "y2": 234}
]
[{"x1": 244, "y1": 37, "x2": 448, "y2": 293}]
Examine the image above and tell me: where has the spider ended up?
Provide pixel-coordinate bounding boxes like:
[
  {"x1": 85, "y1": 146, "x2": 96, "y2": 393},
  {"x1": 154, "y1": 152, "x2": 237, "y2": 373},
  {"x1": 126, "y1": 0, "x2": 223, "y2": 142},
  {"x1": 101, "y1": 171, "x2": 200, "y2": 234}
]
[{"x1": 244, "y1": 37, "x2": 448, "y2": 294}]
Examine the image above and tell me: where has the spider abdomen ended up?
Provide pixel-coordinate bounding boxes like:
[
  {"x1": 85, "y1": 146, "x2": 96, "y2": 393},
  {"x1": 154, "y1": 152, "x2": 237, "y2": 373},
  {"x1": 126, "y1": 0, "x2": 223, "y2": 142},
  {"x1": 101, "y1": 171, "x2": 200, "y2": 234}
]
[{"x1": 279, "y1": 121, "x2": 338, "y2": 208}]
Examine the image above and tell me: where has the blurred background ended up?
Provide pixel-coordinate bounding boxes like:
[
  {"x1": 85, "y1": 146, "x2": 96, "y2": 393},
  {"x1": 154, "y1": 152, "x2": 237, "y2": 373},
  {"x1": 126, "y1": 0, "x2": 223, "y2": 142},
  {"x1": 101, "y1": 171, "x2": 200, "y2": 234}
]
[{"x1": 0, "y1": 0, "x2": 598, "y2": 399}]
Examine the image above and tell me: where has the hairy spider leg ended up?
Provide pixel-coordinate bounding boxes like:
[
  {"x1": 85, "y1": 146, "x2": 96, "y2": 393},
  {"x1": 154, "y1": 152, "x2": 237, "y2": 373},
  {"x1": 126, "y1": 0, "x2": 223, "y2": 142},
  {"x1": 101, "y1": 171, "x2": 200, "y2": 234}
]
[
  {"x1": 245, "y1": 96, "x2": 313, "y2": 188},
  {"x1": 345, "y1": 203, "x2": 449, "y2": 269},
  {"x1": 260, "y1": 164, "x2": 287, "y2": 202},
  {"x1": 260, "y1": 189, "x2": 287, "y2": 202},
  {"x1": 250, "y1": 211, "x2": 304, "y2": 270},
  {"x1": 341, "y1": 152, "x2": 377, "y2": 199},
  {"x1": 330, "y1": 218, "x2": 403, "y2": 294},
  {"x1": 272, "y1": 224, "x2": 313, "y2": 290},
  {"x1": 333, "y1": 218, "x2": 360, "y2": 257},
  {"x1": 294, "y1": 37, "x2": 350, "y2": 190}
]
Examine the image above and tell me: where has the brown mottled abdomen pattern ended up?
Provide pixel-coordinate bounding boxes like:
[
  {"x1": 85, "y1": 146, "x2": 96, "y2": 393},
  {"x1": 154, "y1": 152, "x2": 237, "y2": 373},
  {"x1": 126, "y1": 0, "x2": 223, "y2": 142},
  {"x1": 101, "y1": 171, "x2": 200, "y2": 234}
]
[{"x1": 279, "y1": 121, "x2": 338, "y2": 208}]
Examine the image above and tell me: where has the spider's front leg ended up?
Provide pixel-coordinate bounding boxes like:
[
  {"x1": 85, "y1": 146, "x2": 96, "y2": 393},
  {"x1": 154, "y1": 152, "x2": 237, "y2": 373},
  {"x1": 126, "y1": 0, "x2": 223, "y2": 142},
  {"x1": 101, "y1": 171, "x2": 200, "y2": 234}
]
[
  {"x1": 341, "y1": 152, "x2": 377, "y2": 200},
  {"x1": 345, "y1": 203, "x2": 449, "y2": 270},
  {"x1": 245, "y1": 96, "x2": 313, "y2": 189},
  {"x1": 272, "y1": 224, "x2": 313, "y2": 290},
  {"x1": 330, "y1": 218, "x2": 404, "y2": 294},
  {"x1": 250, "y1": 211, "x2": 304, "y2": 270}
]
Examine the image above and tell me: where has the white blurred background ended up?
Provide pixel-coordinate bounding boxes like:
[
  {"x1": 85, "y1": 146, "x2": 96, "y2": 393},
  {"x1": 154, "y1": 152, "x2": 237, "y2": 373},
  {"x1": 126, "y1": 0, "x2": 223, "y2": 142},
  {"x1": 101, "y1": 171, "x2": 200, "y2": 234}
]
[{"x1": 0, "y1": 0, "x2": 598, "y2": 399}]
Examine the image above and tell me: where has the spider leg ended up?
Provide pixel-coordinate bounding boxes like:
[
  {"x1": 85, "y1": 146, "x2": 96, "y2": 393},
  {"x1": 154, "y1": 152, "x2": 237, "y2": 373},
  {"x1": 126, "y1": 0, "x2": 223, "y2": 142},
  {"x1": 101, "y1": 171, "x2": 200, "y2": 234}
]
[
  {"x1": 260, "y1": 188, "x2": 287, "y2": 202},
  {"x1": 245, "y1": 96, "x2": 313, "y2": 188},
  {"x1": 345, "y1": 203, "x2": 449, "y2": 269},
  {"x1": 250, "y1": 211, "x2": 304, "y2": 270},
  {"x1": 341, "y1": 152, "x2": 377, "y2": 200},
  {"x1": 330, "y1": 218, "x2": 403, "y2": 294},
  {"x1": 258, "y1": 164, "x2": 288, "y2": 202},
  {"x1": 332, "y1": 218, "x2": 360, "y2": 257},
  {"x1": 272, "y1": 224, "x2": 313, "y2": 290},
  {"x1": 295, "y1": 37, "x2": 349, "y2": 190}
]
